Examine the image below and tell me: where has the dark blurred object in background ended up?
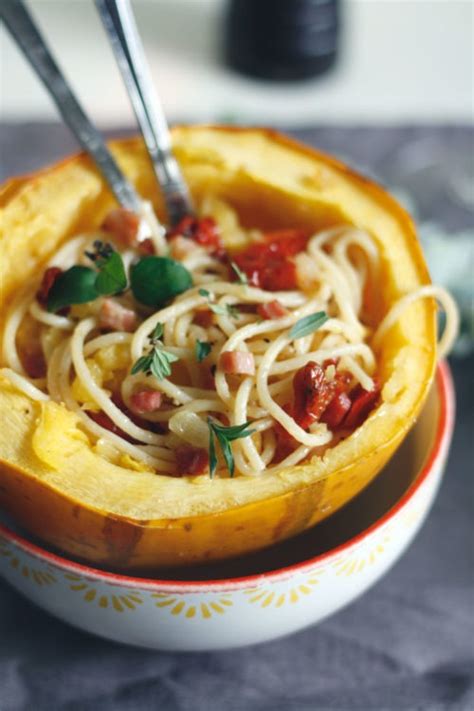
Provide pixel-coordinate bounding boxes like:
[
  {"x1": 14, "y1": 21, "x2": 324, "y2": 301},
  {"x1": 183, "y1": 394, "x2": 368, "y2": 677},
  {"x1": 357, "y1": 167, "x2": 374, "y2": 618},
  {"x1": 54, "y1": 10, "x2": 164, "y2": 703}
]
[{"x1": 224, "y1": 0, "x2": 340, "y2": 81}]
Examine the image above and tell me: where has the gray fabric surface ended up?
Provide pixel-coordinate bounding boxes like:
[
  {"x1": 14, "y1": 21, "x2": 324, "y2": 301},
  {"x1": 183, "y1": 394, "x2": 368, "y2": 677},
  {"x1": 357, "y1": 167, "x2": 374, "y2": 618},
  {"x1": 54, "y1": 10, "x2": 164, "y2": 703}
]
[{"x1": 0, "y1": 124, "x2": 473, "y2": 711}]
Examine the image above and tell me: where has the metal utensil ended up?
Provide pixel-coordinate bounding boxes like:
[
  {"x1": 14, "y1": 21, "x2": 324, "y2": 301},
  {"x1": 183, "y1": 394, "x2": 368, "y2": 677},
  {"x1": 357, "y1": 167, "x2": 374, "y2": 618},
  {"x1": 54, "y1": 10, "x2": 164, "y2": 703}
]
[
  {"x1": 95, "y1": 0, "x2": 194, "y2": 226},
  {"x1": 1, "y1": 0, "x2": 142, "y2": 213}
]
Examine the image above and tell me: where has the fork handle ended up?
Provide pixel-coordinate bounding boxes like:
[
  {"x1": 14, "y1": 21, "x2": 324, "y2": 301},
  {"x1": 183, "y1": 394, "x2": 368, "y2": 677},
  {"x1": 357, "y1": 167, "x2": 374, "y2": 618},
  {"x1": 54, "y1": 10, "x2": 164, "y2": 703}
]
[
  {"x1": 1, "y1": 0, "x2": 142, "y2": 213},
  {"x1": 95, "y1": 0, "x2": 194, "y2": 226}
]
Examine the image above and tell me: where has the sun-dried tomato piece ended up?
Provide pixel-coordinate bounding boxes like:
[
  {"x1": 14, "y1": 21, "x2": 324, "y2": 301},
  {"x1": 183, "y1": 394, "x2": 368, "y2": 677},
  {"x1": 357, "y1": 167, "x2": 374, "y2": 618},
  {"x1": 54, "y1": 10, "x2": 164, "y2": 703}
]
[
  {"x1": 343, "y1": 379, "x2": 381, "y2": 429},
  {"x1": 232, "y1": 230, "x2": 308, "y2": 291},
  {"x1": 320, "y1": 391, "x2": 352, "y2": 429},
  {"x1": 293, "y1": 361, "x2": 338, "y2": 430},
  {"x1": 168, "y1": 216, "x2": 224, "y2": 256}
]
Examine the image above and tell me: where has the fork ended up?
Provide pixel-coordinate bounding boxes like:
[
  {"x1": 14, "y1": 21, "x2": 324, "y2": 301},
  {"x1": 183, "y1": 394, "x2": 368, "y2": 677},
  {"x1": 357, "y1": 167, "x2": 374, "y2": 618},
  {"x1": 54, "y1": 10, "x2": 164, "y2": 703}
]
[{"x1": 95, "y1": 0, "x2": 194, "y2": 226}]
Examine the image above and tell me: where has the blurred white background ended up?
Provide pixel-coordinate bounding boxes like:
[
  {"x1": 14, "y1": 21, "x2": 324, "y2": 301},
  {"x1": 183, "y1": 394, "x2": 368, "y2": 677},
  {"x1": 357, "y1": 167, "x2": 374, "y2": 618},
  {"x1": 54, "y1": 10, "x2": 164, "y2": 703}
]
[{"x1": 1, "y1": 0, "x2": 473, "y2": 126}]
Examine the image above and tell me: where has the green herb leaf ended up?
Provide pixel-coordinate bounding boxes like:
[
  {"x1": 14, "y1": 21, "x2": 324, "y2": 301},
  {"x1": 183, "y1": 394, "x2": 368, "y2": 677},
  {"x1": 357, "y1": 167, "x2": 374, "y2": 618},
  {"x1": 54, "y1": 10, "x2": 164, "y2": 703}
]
[
  {"x1": 150, "y1": 322, "x2": 164, "y2": 342},
  {"x1": 131, "y1": 256, "x2": 193, "y2": 306},
  {"x1": 289, "y1": 311, "x2": 329, "y2": 340},
  {"x1": 199, "y1": 288, "x2": 239, "y2": 319},
  {"x1": 210, "y1": 303, "x2": 239, "y2": 318},
  {"x1": 95, "y1": 250, "x2": 127, "y2": 296},
  {"x1": 130, "y1": 323, "x2": 179, "y2": 380},
  {"x1": 208, "y1": 423, "x2": 217, "y2": 479},
  {"x1": 195, "y1": 340, "x2": 212, "y2": 362},
  {"x1": 46, "y1": 266, "x2": 98, "y2": 312},
  {"x1": 216, "y1": 432, "x2": 235, "y2": 476},
  {"x1": 230, "y1": 261, "x2": 248, "y2": 285},
  {"x1": 207, "y1": 418, "x2": 255, "y2": 478},
  {"x1": 210, "y1": 421, "x2": 255, "y2": 441},
  {"x1": 130, "y1": 354, "x2": 153, "y2": 376},
  {"x1": 149, "y1": 347, "x2": 179, "y2": 380}
]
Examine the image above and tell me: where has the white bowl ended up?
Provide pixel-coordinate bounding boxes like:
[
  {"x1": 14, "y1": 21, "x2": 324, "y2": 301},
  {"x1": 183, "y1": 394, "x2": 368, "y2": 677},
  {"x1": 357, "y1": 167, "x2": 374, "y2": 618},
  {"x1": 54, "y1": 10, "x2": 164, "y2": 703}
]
[{"x1": 0, "y1": 364, "x2": 454, "y2": 651}]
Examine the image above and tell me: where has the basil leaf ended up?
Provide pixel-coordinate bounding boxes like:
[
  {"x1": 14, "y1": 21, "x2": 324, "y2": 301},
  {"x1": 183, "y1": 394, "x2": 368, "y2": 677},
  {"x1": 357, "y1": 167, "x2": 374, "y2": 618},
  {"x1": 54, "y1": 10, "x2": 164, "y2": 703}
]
[
  {"x1": 131, "y1": 256, "x2": 193, "y2": 306},
  {"x1": 195, "y1": 340, "x2": 212, "y2": 362},
  {"x1": 46, "y1": 266, "x2": 98, "y2": 313},
  {"x1": 95, "y1": 250, "x2": 127, "y2": 296},
  {"x1": 289, "y1": 311, "x2": 329, "y2": 340}
]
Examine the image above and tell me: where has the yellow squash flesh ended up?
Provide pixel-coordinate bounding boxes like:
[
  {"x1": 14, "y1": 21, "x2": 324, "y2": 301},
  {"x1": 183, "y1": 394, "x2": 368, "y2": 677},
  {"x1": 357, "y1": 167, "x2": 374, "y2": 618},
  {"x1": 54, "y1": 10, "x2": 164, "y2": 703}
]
[{"x1": 0, "y1": 127, "x2": 436, "y2": 570}]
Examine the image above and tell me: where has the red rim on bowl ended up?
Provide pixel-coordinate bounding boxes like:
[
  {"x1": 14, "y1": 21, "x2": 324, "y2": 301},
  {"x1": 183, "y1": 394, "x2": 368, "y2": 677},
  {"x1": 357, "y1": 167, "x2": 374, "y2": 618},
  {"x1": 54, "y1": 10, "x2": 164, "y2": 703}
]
[{"x1": 0, "y1": 363, "x2": 455, "y2": 592}]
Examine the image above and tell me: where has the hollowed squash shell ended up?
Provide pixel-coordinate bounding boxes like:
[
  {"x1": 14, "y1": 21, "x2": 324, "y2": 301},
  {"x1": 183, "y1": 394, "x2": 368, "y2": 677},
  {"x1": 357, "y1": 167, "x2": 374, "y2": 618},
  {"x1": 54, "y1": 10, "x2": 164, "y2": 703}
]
[{"x1": 0, "y1": 127, "x2": 436, "y2": 570}]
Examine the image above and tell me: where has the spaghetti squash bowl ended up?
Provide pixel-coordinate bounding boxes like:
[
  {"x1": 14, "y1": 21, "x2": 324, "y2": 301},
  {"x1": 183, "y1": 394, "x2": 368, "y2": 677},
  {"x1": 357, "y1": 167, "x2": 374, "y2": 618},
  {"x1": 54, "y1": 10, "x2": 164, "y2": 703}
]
[{"x1": 0, "y1": 126, "x2": 438, "y2": 569}]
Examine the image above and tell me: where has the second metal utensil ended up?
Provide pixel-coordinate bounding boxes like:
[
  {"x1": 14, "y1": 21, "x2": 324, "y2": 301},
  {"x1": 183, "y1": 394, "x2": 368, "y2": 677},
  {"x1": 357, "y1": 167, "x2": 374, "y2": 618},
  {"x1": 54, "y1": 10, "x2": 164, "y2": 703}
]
[{"x1": 95, "y1": 0, "x2": 194, "y2": 227}]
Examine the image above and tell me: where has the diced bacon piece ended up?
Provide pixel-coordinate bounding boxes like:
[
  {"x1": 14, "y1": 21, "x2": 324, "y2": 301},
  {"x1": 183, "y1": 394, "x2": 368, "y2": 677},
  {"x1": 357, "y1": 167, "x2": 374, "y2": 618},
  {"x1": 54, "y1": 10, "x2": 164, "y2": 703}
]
[
  {"x1": 257, "y1": 299, "x2": 289, "y2": 320},
  {"x1": 175, "y1": 446, "x2": 209, "y2": 475},
  {"x1": 343, "y1": 379, "x2": 381, "y2": 429},
  {"x1": 36, "y1": 267, "x2": 63, "y2": 307},
  {"x1": 139, "y1": 237, "x2": 155, "y2": 255},
  {"x1": 220, "y1": 351, "x2": 255, "y2": 376},
  {"x1": 320, "y1": 391, "x2": 352, "y2": 428},
  {"x1": 99, "y1": 299, "x2": 137, "y2": 332},
  {"x1": 102, "y1": 208, "x2": 140, "y2": 247},
  {"x1": 130, "y1": 389, "x2": 162, "y2": 413},
  {"x1": 194, "y1": 308, "x2": 214, "y2": 328},
  {"x1": 169, "y1": 235, "x2": 199, "y2": 260},
  {"x1": 111, "y1": 393, "x2": 167, "y2": 433}
]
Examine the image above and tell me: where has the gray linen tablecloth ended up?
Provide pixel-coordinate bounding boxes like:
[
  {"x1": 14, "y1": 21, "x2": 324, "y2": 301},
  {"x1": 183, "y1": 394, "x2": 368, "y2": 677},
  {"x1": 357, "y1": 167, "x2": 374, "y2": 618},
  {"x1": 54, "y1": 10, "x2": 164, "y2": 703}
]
[{"x1": 0, "y1": 124, "x2": 473, "y2": 711}]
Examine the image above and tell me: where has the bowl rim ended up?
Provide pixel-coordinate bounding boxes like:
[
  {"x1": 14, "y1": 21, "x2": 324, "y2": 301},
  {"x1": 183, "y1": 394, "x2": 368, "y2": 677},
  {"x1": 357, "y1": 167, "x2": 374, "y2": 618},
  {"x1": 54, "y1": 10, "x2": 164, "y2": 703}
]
[{"x1": 0, "y1": 362, "x2": 454, "y2": 592}]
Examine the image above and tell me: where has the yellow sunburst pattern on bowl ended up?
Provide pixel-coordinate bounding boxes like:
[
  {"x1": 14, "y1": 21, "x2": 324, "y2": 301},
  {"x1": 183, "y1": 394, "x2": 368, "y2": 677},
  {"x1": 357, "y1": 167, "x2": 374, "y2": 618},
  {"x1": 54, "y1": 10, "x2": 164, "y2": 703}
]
[
  {"x1": 63, "y1": 573, "x2": 144, "y2": 612},
  {"x1": 332, "y1": 532, "x2": 393, "y2": 577},
  {"x1": 0, "y1": 538, "x2": 57, "y2": 586},
  {"x1": 151, "y1": 592, "x2": 234, "y2": 619},
  {"x1": 244, "y1": 572, "x2": 320, "y2": 608}
]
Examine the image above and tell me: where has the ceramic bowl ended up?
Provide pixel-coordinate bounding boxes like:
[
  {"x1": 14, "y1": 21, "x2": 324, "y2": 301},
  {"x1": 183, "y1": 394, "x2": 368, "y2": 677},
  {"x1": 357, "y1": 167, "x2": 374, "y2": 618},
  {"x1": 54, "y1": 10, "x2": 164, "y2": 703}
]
[{"x1": 0, "y1": 364, "x2": 454, "y2": 651}]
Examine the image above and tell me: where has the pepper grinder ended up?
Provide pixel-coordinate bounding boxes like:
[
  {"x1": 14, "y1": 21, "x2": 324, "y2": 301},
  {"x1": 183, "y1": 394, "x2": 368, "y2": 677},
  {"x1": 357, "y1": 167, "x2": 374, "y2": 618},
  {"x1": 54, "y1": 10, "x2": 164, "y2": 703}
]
[{"x1": 224, "y1": 0, "x2": 340, "y2": 81}]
